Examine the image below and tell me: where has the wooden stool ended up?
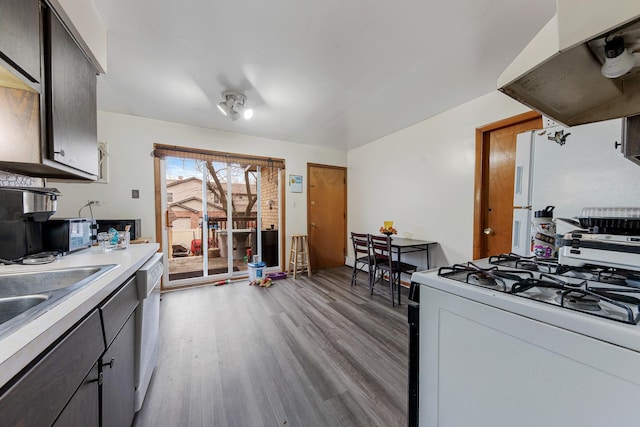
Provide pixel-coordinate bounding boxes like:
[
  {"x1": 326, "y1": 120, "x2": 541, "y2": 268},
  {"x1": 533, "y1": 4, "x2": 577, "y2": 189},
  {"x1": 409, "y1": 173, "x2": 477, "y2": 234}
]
[{"x1": 288, "y1": 234, "x2": 311, "y2": 278}]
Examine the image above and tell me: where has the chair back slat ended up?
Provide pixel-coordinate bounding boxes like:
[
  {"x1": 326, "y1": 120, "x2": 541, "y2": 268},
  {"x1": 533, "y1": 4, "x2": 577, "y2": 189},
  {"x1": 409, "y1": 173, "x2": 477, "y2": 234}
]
[
  {"x1": 369, "y1": 234, "x2": 391, "y2": 265},
  {"x1": 351, "y1": 232, "x2": 369, "y2": 257}
]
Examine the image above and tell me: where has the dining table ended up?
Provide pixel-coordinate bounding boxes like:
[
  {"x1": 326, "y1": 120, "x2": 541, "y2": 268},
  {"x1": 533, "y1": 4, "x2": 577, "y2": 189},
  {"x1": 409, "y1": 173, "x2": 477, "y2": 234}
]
[{"x1": 388, "y1": 236, "x2": 437, "y2": 305}]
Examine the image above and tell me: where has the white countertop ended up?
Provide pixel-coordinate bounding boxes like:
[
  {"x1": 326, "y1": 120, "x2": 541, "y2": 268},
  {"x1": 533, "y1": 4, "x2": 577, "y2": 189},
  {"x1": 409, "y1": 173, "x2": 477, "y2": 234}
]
[{"x1": 0, "y1": 243, "x2": 159, "y2": 388}]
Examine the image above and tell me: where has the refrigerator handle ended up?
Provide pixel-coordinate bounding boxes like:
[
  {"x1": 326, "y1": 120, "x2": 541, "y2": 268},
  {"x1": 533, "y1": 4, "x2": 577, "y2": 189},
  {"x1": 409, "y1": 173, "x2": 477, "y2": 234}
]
[
  {"x1": 513, "y1": 220, "x2": 521, "y2": 249},
  {"x1": 515, "y1": 166, "x2": 523, "y2": 195}
]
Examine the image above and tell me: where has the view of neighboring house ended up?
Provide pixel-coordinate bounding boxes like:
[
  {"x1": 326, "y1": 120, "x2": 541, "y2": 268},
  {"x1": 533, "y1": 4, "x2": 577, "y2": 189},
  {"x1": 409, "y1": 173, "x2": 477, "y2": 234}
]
[{"x1": 166, "y1": 176, "x2": 258, "y2": 251}]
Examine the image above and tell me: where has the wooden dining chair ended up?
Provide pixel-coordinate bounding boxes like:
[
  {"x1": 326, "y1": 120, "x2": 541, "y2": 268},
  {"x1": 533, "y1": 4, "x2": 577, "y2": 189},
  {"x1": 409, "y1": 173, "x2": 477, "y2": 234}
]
[
  {"x1": 369, "y1": 234, "x2": 417, "y2": 306},
  {"x1": 350, "y1": 232, "x2": 374, "y2": 286}
]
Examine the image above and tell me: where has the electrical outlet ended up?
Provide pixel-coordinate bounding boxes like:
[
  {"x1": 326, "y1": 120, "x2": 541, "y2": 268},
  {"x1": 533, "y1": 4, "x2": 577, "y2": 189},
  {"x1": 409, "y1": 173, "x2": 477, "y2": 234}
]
[{"x1": 88, "y1": 200, "x2": 102, "y2": 206}]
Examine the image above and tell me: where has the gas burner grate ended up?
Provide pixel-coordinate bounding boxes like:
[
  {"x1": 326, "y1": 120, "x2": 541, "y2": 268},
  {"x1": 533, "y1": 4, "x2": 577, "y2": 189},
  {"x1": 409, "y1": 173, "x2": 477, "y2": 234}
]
[
  {"x1": 438, "y1": 262, "x2": 534, "y2": 292},
  {"x1": 488, "y1": 253, "x2": 558, "y2": 273},
  {"x1": 557, "y1": 264, "x2": 640, "y2": 286},
  {"x1": 559, "y1": 288, "x2": 640, "y2": 324},
  {"x1": 509, "y1": 275, "x2": 640, "y2": 324}
]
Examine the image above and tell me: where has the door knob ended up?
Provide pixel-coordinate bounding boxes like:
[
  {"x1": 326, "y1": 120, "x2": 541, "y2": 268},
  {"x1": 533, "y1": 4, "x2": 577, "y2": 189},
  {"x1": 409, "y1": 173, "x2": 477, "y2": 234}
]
[
  {"x1": 310, "y1": 223, "x2": 317, "y2": 228},
  {"x1": 483, "y1": 228, "x2": 494, "y2": 235}
]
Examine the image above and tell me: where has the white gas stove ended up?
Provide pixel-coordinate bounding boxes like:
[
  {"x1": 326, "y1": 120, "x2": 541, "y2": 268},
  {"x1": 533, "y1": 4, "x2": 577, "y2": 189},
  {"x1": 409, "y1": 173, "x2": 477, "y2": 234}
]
[{"x1": 411, "y1": 253, "x2": 640, "y2": 427}]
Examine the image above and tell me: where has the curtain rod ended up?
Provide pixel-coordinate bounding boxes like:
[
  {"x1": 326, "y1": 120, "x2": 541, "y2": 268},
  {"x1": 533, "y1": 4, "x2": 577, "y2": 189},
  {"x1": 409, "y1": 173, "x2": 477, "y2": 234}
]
[{"x1": 153, "y1": 144, "x2": 285, "y2": 165}]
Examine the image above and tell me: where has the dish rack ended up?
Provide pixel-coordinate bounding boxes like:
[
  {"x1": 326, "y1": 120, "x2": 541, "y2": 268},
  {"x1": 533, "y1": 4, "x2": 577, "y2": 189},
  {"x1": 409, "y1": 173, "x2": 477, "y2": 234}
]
[{"x1": 578, "y1": 207, "x2": 640, "y2": 234}]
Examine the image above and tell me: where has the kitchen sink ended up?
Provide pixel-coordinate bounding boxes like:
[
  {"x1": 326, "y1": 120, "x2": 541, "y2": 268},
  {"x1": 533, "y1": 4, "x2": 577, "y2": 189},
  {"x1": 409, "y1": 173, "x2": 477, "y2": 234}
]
[
  {"x1": 0, "y1": 264, "x2": 116, "y2": 337},
  {"x1": 0, "y1": 267, "x2": 109, "y2": 298},
  {"x1": 0, "y1": 295, "x2": 48, "y2": 325}
]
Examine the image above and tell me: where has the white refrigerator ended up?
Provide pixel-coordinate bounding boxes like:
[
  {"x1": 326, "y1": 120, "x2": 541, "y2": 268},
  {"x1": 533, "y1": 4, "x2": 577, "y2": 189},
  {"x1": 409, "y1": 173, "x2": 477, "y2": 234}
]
[{"x1": 511, "y1": 118, "x2": 640, "y2": 256}]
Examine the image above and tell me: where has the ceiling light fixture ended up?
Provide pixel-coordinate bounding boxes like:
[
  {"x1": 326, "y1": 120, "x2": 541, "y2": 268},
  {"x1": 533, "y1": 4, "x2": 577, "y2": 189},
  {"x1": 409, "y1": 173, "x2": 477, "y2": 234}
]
[
  {"x1": 601, "y1": 35, "x2": 638, "y2": 79},
  {"x1": 217, "y1": 91, "x2": 254, "y2": 121}
]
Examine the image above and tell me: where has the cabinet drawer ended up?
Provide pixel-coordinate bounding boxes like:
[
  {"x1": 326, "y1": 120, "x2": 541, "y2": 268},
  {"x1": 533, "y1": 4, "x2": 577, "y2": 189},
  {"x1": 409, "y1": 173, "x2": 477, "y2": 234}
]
[
  {"x1": 0, "y1": 310, "x2": 104, "y2": 427},
  {"x1": 100, "y1": 276, "x2": 139, "y2": 347}
]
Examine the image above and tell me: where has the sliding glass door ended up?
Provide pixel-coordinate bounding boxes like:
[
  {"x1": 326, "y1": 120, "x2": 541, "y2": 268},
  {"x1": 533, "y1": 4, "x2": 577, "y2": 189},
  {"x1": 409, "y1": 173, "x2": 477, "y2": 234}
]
[
  {"x1": 159, "y1": 149, "x2": 281, "y2": 288},
  {"x1": 206, "y1": 162, "x2": 257, "y2": 278}
]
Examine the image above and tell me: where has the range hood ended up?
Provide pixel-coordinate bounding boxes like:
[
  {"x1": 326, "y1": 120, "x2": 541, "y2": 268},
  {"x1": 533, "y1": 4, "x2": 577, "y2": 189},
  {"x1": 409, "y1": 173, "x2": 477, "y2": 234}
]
[{"x1": 498, "y1": 0, "x2": 640, "y2": 127}]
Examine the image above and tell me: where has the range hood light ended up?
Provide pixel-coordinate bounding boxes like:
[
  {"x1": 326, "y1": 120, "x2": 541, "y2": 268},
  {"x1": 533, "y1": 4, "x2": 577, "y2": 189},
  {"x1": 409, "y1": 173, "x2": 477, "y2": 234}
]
[{"x1": 601, "y1": 36, "x2": 636, "y2": 78}]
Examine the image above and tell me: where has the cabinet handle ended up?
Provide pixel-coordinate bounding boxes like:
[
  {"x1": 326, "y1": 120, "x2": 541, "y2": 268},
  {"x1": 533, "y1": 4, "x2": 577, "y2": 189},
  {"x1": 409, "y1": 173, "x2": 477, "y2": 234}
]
[
  {"x1": 102, "y1": 357, "x2": 115, "y2": 369},
  {"x1": 54, "y1": 149, "x2": 66, "y2": 157},
  {"x1": 87, "y1": 372, "x2": 104, "y2": 386}
]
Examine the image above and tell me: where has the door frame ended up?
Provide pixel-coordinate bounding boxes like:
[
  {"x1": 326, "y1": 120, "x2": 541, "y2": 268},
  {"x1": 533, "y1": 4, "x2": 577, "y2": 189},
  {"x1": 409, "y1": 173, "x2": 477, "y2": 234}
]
[
  {"x1": 473, "y1": 111, "x2": 541, "y2": 260},
  {"x1": 307, "y1": 163, "x2": 347, "y2": 271}
]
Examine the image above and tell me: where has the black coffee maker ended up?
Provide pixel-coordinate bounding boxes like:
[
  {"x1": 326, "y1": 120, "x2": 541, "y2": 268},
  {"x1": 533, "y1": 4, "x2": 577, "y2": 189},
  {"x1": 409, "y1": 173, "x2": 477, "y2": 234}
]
[{"x1": 0, "y1": 187, "x2": 59, "y2": 261}]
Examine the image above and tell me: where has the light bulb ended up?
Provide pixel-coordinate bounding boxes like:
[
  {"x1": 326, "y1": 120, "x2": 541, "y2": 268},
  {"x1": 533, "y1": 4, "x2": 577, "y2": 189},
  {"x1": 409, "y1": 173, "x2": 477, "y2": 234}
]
[
  {"x1": 243, "y1": 108, "x2": 254, "y2": 120},
  {"x1": 217, "y1": 102, "x2": 229, "y2": 116},
  {"x1": 601, "y1": 36, "x2": 636, "y2": 79}
]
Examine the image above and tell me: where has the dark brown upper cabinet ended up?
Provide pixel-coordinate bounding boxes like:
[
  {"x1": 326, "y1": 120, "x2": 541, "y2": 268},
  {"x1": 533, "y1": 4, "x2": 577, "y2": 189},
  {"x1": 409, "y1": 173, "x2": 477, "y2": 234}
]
[
  {"x1": 0, "y1": 1, "x2": 99, "y2": 180},
  {"x1": 0, "y1": 0, "x2": 41, "y2": 83},
  {"x1": 44, "y1": 5, "x2": 98, "y2": 178}
]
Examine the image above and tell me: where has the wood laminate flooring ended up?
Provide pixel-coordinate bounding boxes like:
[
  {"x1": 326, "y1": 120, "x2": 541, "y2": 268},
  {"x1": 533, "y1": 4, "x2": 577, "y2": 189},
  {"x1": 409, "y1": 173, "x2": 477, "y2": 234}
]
[{"x1": 133, "y1": 266, "x2": 409, "y2": 427}]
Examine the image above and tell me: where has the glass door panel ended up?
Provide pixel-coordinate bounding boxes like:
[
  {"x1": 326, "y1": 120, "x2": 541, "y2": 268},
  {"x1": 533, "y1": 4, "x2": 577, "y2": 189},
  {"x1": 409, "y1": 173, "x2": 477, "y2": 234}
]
[
  {"x1": 258, "y1": 166, "x2": 280, "y2": 267},
  {"x1": 204, "y1": 161, "x2": 230, "y2": 277},
  {"x1": 226, "y1": 163, "x2": 257, "y2": 276},
  {"x1": 165, "y1": 157, "x2": 205, "y2": 283}
]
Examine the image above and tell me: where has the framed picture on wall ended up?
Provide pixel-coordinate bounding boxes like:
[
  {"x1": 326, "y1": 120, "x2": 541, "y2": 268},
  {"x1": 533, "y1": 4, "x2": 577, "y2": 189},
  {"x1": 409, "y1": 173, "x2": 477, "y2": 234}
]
[{"x1": 289, "y1": 174, "x2": 303, "y2": 193}]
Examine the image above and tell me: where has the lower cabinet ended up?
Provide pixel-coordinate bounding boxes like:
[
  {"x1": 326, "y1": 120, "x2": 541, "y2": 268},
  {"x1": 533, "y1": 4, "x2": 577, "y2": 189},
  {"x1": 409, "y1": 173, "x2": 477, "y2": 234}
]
[
  {"x1": 0, "y1": 310, "x2": 104, "y2": 426},
  {"x1": 101, "y1": 313, "x2": 136, "y2": 427},
  {"x1": 0, "y1": 274, "x2": 140, "y2": 427},
  {"x1": 99, "y1": 274, "x2": 139, "y2": 427},
  {"x1": 53, "y1": 362, "x2": 100, "y2": 427}
]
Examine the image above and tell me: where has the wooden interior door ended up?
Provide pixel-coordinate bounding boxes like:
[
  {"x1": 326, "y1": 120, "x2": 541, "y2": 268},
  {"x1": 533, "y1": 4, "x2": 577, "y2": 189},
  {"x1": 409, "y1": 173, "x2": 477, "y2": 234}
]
[
  {"x1": 474, "y1": 112, "x2": 542, "y2": 259},
  {"x1": 307, "y1": 164, "x2": 347, "y2": 270}
]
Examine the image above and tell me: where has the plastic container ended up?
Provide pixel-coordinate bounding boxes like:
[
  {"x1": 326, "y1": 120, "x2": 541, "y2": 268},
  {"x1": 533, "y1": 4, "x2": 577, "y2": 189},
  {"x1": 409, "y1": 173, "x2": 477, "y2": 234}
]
[
  {"x1": 248, "y1": 261, "x2": 266, "y2": 281},
  {"x1": 98, "y1": 230, "x2": 130, "y2": 251},
  {"x1": 578, "y1": 207, "x2": 640, "y2": 234},
  {"x1": 532, "y1": 206, "x2": 555, "y2": 258}
]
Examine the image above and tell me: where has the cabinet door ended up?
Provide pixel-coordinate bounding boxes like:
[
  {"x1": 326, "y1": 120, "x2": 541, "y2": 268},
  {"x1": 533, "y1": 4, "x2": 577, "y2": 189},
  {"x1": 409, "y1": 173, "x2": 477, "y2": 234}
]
[
  {"x1": 53, "y1": 362, "x2": 100, "y2": 427},
  {"x1": 0, "y1": 85, "x2": 41, "y2": 164},
  {"x1": 44, "y1": 6, "x2": 98, "y2": 176},
  {"x1": 0, "y1": 310, "x2": 104, "y2": 427},
  {"x1": 0, "y1": 0, "x2": 40, "y2": 82},
  {"x1": 102, "y1": 313, "x2": 136, "y2": 427}
]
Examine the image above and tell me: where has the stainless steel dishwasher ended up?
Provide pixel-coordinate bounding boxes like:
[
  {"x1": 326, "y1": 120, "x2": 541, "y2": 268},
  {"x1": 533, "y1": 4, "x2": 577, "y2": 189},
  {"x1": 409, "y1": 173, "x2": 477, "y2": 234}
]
[{"x1": 134, "y1": 252, "x2": 163, "y2": 412}]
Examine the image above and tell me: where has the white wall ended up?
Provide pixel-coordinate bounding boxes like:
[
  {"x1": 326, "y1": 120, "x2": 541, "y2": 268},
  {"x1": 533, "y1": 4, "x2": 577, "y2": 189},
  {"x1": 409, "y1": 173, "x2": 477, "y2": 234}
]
[
  {"x1": 51, "y1": 111, "x2": 347, "y2": 255},
  {"x1": 347, "y1": 91, "x2": 531, "y2": 269}
]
